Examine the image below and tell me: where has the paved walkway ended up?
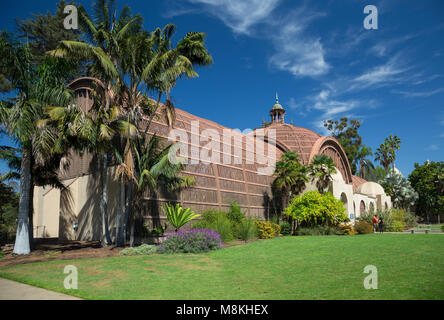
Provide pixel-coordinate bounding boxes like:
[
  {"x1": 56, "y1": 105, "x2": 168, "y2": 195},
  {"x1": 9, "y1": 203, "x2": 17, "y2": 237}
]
[{"x1": 0, "y1": 278, "x2": 82, "y2": 300}]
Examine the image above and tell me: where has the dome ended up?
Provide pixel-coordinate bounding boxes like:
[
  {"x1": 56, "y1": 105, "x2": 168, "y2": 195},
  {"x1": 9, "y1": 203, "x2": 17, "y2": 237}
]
[
  {"x1": 272, "y1": 92, "x2": 284, "y2": 110},
  {"x1": 272, "y1": 103, "x2": 284, "y2": 110},
  {"x1": 356, "y1": 181, "x2": 386, "y2": 197}
]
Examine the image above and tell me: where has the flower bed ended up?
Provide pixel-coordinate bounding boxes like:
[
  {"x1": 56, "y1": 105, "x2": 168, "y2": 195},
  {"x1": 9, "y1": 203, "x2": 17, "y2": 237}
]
[{"x1": 158, "y1": 229, "x2": 222, "y2": 254}]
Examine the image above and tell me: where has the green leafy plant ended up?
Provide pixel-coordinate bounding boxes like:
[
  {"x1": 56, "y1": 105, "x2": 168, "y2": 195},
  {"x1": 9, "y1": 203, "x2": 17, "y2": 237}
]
[
  {"x1": 192, "y1": 210, "x2": 234, "y2": 243},
  {"x1": 162, "y1": 203, "x2": 201, "y2": 232},
  {"x1": 237, "y1": 217, "x2": 258, "y2": 242},
  {"x1": 284, "y1": 191, "x2": 347, "y2": 227},
  {"x1": 119, "y1": 244, "x2": 157, "y2": 256},
  {"x1": 354, "y1": 221, "x2": 373, "y2": 234},
  {"x1": 279, "y1": 221, "x2": 292, "y2": 235},
  {"x1": 295, "y1": 225, "x2": 339, "y2": 236}
]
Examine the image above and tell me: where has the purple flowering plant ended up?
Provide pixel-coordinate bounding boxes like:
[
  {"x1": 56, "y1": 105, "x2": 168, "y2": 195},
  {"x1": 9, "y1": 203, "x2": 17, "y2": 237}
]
[{"x1": 158, "y1": 229, "x2": 222, "y2": 254}]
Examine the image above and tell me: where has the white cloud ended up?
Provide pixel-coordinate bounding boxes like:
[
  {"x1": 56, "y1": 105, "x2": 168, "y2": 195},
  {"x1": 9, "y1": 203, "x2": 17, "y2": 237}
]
[
  {"x1": 353, "y1": 57, "x2": 407, "y2": 88},
  {"x1": 181, "y1": 1, "x2": 329, "y2": 78},
  {"x1": 268, "y1": 10, "x2": 329, "y2": 77},
  {"x1": 392, "y1": 88, "x2": 444, "y2": 98},
  {"x1": 188, "y1": 0, "x2": 280, "y2": 35},
  {"x1": 425, "y1": 144, "x2": 440, "y2": 151}
]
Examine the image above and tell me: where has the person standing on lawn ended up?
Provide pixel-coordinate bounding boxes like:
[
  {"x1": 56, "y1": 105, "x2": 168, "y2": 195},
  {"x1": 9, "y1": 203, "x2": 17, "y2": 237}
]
[
  {"x1": 372, "y1": 214, "x2": 378, "y2": 233},
  {"x1": 378, "y1": 217, "x2": 384, "y2": 233}
]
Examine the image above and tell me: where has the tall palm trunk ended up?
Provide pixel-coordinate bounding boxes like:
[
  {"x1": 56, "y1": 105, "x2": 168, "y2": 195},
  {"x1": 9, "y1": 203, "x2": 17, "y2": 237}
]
[
  {"x1": 122, "y1": 183, "x2": 132, "y2": 246},
  {"x1": 101, "y1": 153, "x2": 112, "y2": 246},
  {"x1": 13, "y1": 147, "x2": 31, "y2": 255},
  {"x1": 115, "y1": 182, "x2": 125, "y2": 246}
]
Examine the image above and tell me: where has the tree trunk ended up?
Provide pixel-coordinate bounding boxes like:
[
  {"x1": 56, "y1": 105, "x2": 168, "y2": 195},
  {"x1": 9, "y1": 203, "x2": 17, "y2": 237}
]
[
  {"x1": 130, "y1": 215, "x2": 135, "y2": 247},
  {"x1": 101, "y1": 153, "x2": 112, "y2": 246},
  {"x1": 13, "y1": 147, "x2": 32, "y2": 255},
  {"x1": 122, "y1": 183, "x2": 133, "y2": 247},
  {"x1": 115, "y1": 182, "x2": 125, "y2": 246}
]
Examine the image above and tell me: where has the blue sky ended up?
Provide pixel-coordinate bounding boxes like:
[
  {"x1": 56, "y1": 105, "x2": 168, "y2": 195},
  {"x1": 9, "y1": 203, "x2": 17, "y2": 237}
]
[{"x1": 0, "y1": 0, "x2": 443, "y2": 177}]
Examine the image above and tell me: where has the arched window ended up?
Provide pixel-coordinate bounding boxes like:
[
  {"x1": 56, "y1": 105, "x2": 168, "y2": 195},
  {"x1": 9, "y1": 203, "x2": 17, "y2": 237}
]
[
  {"x1": 370, "y1": 202, "x2": 375, "y2": 213},
  {"x1": 385, "y1": 202, "x2": 388, "y2": 210},
  {"x1": 360, "y1": 200, "x2": 366, "y2": 214}
]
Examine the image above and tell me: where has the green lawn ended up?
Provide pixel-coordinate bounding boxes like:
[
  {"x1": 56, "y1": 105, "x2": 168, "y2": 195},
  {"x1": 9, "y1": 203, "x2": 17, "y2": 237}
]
[{"x1": 1, "y1": 234, "x2": 443, "y2": 300}]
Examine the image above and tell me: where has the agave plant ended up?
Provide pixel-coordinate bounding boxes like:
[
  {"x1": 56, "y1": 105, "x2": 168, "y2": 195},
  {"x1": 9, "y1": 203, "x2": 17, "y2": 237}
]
[{"x1": 162, "y1": 203, "x2": 200, "y2": 232}]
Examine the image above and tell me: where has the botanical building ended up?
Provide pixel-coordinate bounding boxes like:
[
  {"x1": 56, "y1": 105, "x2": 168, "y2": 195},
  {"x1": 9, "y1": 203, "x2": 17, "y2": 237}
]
[{"x1": 32, "y1": 77, "x2": 391, "y2": 240}]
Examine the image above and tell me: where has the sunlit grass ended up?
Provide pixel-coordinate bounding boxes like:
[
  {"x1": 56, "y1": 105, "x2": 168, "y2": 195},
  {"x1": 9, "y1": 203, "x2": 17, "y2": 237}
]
[{"x1": 0, "y1": 234, "x2": 443, "y2": 300}]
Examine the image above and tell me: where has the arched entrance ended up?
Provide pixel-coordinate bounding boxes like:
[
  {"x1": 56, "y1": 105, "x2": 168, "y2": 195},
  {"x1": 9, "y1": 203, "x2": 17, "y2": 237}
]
[
  {"x1": 369, "y1": 202, "x2": 375, "y2": 213},
  {"x1": 360, "y1": 200, "x2": 366, "y2": 214}
]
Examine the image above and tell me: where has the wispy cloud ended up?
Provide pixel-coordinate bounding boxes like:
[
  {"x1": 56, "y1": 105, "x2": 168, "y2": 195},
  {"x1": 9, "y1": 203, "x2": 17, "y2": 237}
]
[
  {"x1": 425, "y1": 144, "x2": 440, "y2": 151},
  {"x1": 187, "y1": 0, "x2": 280, "y2": 35},
  {"x1": 392, "y1": 88, "x2": 444, "y2": 98},
  {"x1": 268, "y1": 8, "x2": 329, "y2": 77},
  {"x1": 176, "y1": 1, "x2": 329, "y2": 78},
  {"x1": 350, "y1": 55, "x2": 410, "y2": 91}
]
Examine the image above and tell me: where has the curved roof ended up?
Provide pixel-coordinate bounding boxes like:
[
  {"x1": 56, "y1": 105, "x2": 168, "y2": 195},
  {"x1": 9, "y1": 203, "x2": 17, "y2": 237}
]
[
  {"x1": 356, "y1": 181, "x2": 386, "y2": 197},
  {"x1": 263, "y1": 123, "x2": 321, "y2": 163},
  {"x1": 352, "y1": 175, "x2": 367, "y2": 192}
]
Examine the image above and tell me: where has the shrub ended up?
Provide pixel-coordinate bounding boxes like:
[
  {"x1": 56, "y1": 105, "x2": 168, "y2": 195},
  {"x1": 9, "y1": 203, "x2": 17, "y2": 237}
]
[
  {"x1": 255, "y1": 221, "x2": 280, "y2": 239},
  {"x1": 295, "y1": 225, "x2": 340, "y2": 236},
  {"x1": 237, "y1": 217, "x2": 257, "y2": 242},
  {"x1": 354, "y1": 221, "x2": 374, "y2": 234},
  {"x1": 391, "y1": 220, "x2": 405, "y2": 232},
  {"x1": 158, "y1": 229, "x2": 222, "y2": 254},
  {"x1": 162, "y1": 203, "x2": 201, "y2": 231},
  {"x1": 441, "y1": 225, "x2": 444, "y2": 232},
  {"x1": 193, "y1": 210, "x2": 234, "y2": 243},
  {"x1": 338, "y1": 223, "x2": 356, "y2": 235},
  {"x1": 119, "y1": 244, "x2": 157, "y2": 256},
  {"x1": 279, "y1": 221, "x2": 292, "y2": 235},
  {"x1": 358, "y1": 208, "x2": 418, "y2": 232},
  {"x1": 227, "y1": 202, "x2": 245, "y2": 224},
  {"x1": 284, "y1": 191, "x2": 348, "y2": 227}
]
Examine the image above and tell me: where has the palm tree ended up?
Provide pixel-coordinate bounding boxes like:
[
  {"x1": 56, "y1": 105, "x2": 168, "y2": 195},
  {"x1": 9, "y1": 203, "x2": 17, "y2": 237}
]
[
  {"x1": 47, "y1": 0, "x2": 143, "y2": 245},
  {"x1": 116, "y1": 134, "x2": 195, "y2": 246},
  {"x1": 0, "y1": 33, "x2": 73, "y2": 254},
  {"x1": 309, "y1": 154, "x2": 337, "y2": 194},
  {"x1": 386, "y1": 135, "x2": 401, "y2": 171},
  {"x1": 355, "y1": 145, "x2": 373, "y2": 179},
  {"x1": 273, "y1": 151, "x2": 309, "y2": 209},
  {"x1": 375, "y1": 135, "x2": 400, "y2": 171}
]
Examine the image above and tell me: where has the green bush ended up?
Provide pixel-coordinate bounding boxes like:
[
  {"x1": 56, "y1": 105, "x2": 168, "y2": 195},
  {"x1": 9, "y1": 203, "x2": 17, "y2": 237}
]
[
  {"x1": 441, "y1": 225, "x2": 444, "y2": 232},
  {"x1": 237, "y1": 217, "x2": 258, "y2": 242},
  {"x1": 119, "y1": 244, "x2": 157, "y2": 256},
  {"x1": 279, "y1": 221, "x2": 292, "y2": 235},
  {"x1": 227, "y1": 202, "x2": 245, "y2": 224},
  {"x1": 354, "y1": 221, "x2": 374, "y2": 234},
  {"x1": 284, "y1": 191, "x2": 347, "y2": 227},
  {"x1": 193, "y1": 210, "x2": 234, "y2": 243},
  {"x1": 391, "y1": 220, "x2": 405, "y2": 232},
  {"x1": 295, "y1": 225, "x2": 339, "y2": 236},
  {"x1": 358, "y1": 208, "x2": 418, "y2": 232}
]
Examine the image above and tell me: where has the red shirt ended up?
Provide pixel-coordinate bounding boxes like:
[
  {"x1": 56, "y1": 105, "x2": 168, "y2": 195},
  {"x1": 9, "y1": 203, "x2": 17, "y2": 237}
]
[{"x1": 372, "y1": 216, "x2": 378, "y2": 224}]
